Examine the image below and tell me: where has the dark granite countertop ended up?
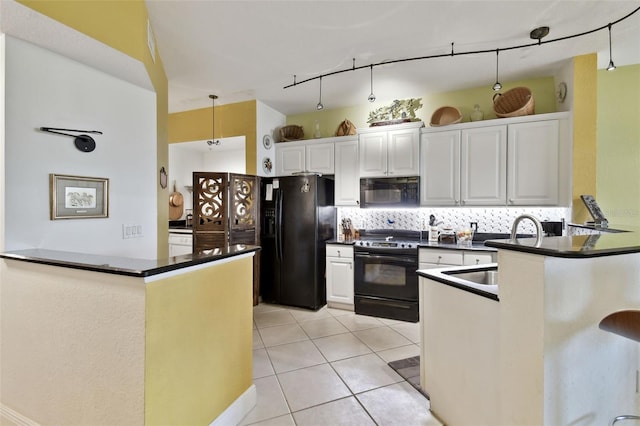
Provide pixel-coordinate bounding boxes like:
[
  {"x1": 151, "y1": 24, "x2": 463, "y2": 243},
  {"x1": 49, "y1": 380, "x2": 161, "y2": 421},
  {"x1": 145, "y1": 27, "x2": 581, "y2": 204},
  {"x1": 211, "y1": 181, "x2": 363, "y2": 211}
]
[
  {"x1": 485, "y1": 232, "x2": 640, "y2": 258},
  {"x1": 0, "y1": 245, "x2": 260, "y2": 278}
]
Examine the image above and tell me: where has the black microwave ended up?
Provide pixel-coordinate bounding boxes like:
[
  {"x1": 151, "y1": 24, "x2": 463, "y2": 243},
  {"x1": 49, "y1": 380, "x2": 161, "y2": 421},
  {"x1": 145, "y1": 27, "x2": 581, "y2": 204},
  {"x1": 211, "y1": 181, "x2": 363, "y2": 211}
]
[{"x1": 359, "y1": 177, "x2": 420, "y2": 208}]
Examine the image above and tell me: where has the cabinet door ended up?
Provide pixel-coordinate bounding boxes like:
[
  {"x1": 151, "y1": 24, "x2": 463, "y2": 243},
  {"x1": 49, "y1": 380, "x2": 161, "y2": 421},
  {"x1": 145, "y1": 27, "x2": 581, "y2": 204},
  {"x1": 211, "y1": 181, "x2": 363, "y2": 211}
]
[
  {"x1": 420, "y1": 130, "x2": 461, "y2": 206},
  {"x1": 306, "y1": 142, "x2": 335, "y2": 174},
  {"x1": 460, "y1": 126, "x2": 507, "y2": 206},
  {"x1": 335, "y1": 140, "x2": 360, "y2": 206},
  {"x1": 359, "y1": 132, "x2": 388, "y2": 177},
  {"x1": 276, "y1": 145, "x2": 305, "y2": 176},
  {"x1": 507, "y1": 120, "x2": 559, "y2": 205},
  {"x1": 388, "y1": 128, "x2": 420, "y2": 176},
  {"x1": 326, "y1": 257, "x2": 354, "y2": 305},
  {"x1": 463, "y1": 251, "x2": 496, "y2": 266}
]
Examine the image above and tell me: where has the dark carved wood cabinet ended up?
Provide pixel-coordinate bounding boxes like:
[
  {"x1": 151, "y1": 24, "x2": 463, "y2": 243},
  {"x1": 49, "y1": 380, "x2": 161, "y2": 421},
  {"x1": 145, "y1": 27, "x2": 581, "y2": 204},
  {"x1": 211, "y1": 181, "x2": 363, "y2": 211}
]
[{"x1": 193, "y1": 172, "x2": 261, "y2": 305}]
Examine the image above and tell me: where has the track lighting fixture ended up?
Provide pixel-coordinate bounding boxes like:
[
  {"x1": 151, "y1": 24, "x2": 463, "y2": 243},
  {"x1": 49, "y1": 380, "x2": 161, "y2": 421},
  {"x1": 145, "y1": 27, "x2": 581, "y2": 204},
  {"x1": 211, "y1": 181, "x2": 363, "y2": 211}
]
[
  {"x1": 316, "y1": 77, "x2": 324, "y2": 110},
  {"x1": 368, "y1": 65, "x2": 376, "y2": 102},
  {"x1": 607, "y1": 23, "x2": 616, "y2": 71},
  {"x1": 282, "y1": 6, "x2": 639, "y2": 105},
  {"x1": 208, "y1": 94, "x2": 219, "y2": 145},
  {"x1": 492, "y1": 49, "x2": 502, "y2": 92}
]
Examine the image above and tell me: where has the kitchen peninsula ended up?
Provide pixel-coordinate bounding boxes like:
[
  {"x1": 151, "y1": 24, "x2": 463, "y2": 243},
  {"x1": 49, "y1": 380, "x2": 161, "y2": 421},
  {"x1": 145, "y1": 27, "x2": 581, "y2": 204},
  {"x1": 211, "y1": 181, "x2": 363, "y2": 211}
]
[
  {"x1": 419, "y1": 232, "x2": 640, "y2": 425},
  {"x1": 0, "y1": 246, "x2": 259, "y2": 426}
]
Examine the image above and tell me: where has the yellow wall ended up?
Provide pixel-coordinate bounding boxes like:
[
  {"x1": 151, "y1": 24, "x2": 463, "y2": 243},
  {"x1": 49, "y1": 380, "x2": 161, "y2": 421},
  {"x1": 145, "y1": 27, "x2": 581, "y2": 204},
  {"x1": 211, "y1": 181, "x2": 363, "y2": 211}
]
[
  {"x1": 18, "y1": 0, "x2": 170, "y2": 257},
  {"x1": 286, "y1": 77, "x2": 556, "y2": 139},
  {"x1": 145, "y1": 256, "x2": 254, "y2": 424},
  {"x1": 572, "y1": 54, "x2": 598, "y2": 223},
  {"x1": 168, "y1": 100, "x2": 257, "y2": 175},
  {"x1": 597, "y1": 64, "x2": 640, "y2": 225}
]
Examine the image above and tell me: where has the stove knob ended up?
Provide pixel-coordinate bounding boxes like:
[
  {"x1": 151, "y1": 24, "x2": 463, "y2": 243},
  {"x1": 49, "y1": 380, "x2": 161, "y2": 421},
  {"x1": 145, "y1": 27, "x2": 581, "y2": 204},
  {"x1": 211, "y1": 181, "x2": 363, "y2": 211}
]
[
  {"x1": 366, "y1": 242, "x2": 370, "y2": 246},
  {"x1": 401, "y1": 243, "x2": 405, "y2": 248}
]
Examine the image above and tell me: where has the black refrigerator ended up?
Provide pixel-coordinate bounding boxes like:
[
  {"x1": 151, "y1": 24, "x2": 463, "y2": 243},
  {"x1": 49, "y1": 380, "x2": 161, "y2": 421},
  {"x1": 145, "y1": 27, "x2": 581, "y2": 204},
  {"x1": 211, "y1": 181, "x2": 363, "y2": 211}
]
[{"x1": 260, "y1": 175, "x2": 336, "y2": 310}]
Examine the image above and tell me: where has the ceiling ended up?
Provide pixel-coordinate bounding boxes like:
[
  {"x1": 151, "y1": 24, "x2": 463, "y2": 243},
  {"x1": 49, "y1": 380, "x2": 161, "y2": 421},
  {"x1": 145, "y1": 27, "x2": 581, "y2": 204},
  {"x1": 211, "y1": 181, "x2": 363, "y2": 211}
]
[{"x1": 146, "y1": 0, "x2": 640, "y2": 116}]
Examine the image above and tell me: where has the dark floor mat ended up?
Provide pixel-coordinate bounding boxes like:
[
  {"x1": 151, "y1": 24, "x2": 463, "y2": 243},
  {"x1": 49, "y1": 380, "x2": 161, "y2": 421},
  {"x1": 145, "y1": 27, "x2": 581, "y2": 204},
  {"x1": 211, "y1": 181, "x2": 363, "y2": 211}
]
[{"x1": 388, "y1": 356, "x2": 429, "y2": 399}]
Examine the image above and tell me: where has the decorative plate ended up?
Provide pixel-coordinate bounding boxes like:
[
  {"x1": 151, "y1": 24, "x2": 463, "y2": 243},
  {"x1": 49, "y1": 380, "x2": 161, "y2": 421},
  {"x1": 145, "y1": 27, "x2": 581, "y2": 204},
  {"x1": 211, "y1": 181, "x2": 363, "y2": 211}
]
[
  {"x1": 263, "y1": 134, "x2": 273, "y2": 150},
  {"x1": 262, "y1": 157, "x2": 273, "y2": 174}
]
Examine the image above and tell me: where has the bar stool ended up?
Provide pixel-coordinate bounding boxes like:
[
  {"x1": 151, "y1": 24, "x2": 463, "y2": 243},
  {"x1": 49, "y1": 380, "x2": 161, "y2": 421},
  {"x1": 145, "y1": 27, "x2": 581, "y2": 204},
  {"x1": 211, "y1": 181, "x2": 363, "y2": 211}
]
[{"x1": 599, "y1": 310, "x2": 640, "y2": 426}]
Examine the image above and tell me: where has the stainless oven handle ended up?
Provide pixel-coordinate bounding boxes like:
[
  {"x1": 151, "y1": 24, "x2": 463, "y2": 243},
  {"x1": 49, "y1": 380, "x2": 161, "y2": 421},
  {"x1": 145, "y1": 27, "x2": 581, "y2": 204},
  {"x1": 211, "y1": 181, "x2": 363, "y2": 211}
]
[{"x1": 354, "y1": 253, "x2": 417, "y2": 264}]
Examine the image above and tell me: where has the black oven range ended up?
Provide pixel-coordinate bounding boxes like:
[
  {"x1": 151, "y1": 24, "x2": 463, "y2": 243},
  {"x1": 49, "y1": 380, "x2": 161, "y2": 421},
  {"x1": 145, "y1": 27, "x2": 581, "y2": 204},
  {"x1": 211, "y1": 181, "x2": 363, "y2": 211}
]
[{"x1": 353, "y1": 229, "x2": 420, "y2": 322}]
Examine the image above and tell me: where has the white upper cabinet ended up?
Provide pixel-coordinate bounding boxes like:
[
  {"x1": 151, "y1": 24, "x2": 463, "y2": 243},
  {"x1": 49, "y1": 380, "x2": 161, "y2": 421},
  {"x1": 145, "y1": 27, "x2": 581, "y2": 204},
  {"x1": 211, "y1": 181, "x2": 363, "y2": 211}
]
[
  {"x1": 358, "y1": 123, "x2": 422, "y2": 177},
  {"x1": 334, "y1": 139, "x2": 360, "y2": 206},
  {"x1": 275, "y1": 140, "x2": 334, "y2": 176},
  {"x1": 420, "y1": 112, "x2": 570, "y2": 207},
  {"x1": 420, "y1": 130, "x2": 461, "y2": 206},
  {"x1": 460, "y1": 126, "x2": 507, "y2": 206},
  {"x1": 507, "y1": 120, "x2": 559, "y2": 205}
]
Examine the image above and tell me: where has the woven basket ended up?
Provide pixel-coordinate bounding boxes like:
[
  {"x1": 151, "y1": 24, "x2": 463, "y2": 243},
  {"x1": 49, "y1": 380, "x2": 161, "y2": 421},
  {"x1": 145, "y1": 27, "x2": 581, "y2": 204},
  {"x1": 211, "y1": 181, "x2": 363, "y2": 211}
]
[
  {"x1": 430, "y1": 106, "x2": 462, "y2": 126},
  {"x1": 493, "y1": 87, "x2": 535, "y2": 118},
  {"x1": 278, "y1": 125, "x2": 304, "y2": 142}
]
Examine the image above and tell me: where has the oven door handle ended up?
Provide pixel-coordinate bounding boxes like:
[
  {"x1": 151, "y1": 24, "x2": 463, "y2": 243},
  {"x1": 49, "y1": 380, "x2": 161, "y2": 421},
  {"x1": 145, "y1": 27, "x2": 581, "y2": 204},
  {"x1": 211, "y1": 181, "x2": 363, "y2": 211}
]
[{"x1": 354, "y1": 253, "x2": 417, "y2": 264}]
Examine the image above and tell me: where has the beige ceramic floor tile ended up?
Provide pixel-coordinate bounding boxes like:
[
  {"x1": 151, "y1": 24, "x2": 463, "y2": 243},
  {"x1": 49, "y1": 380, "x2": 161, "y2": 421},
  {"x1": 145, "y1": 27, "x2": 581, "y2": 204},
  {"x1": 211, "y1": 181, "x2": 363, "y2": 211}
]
[
  {"x1": 287, "y1": 306, "x2": 332, "y2": 322},
  {"x1": 331, "y1": 353, "x2": 404, "y2": 394},
  {"x1": 258, "y1": 323, "x2": 309, "y2": 347},
  {"x1": 376, "y1": 344, "x2": 421, "y2": 363},
  {"x1": 244, "y1": 413, "x2": 296, "y2": 426},
  {"x1": 356, "y1": 382, "x2": 441, "y2": 426},
  {"x1": 239, "y1": 376, "x2": 289, "y2": 426},
  {"x1": 254, "y1": 310, "x2": 297, "y2": 329},
  {"x1": 277, "y1": 363, "x2": 351, "y2": 412},
  {"x1": 326, "y1": 307, "x2": 353, "y2": 317},
  {"x1": 253, "y1": 328, "x2": 264, "y2": 349},
  {"x1": 298, "y1": 316, "x2": 349, "y2": 339},
  {"x1": 353, "y1": 326, "x2": 412, "y2": 352},
  {"x1": 335, "y1": 312, "x2": 385, "y2": 331},
  {"x1": 313, "y1": 332, "x2": 372, "y2": 362},
  {"x1": 266, "y1": 340, "x2": 326, "y2": 373},
  {"x1": 390, "y1": 321, "x2": 422, "y2": 344},
  {"x1": 292, "y1": 396, "x2": 375, "y2": 426},
  {"x1": 253, "y1": 348, "x2": 275, "y2": 379},
  {"x1": 253, "y1": 303, "x2": 286, "y2": 314}
]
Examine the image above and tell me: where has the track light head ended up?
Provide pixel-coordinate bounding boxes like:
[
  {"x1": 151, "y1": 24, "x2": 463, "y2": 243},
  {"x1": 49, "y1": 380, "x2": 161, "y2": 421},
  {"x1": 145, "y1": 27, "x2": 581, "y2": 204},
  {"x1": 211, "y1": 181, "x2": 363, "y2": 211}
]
[
  {"x1": 493, "y1": 82, "x2": 502, "y2": 92},
  {"x1": 316, "y1": 77, "x2": 324, "y2": 110},
  {"x1": 607, "y1": 23, "x2": 616, "y2": 71},
  {"x1": 368, "y1": 65, "x2": 376, "y2": 102}
]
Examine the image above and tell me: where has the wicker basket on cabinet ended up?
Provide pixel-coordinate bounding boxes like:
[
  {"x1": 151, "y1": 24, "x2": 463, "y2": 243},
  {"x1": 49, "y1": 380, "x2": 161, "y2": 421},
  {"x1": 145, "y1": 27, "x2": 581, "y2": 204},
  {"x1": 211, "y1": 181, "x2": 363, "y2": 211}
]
[
  {"x1": 278, "y1": 125, "x2": 304, "y2": 142},
  {"x1": 493, "y1": 87, "x2": 535, "y2": 118}
]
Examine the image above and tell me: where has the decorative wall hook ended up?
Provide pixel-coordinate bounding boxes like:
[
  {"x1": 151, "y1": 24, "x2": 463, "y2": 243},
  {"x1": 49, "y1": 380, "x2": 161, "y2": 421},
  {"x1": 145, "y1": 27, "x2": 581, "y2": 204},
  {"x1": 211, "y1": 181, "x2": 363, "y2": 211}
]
[{"x1": 40, "y1": 127, "x2": 103, "y2": 153}]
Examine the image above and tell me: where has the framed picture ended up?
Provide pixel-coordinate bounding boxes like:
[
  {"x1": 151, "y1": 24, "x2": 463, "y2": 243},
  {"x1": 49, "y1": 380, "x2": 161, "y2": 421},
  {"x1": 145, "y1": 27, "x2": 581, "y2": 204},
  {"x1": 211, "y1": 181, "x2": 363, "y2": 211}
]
[{"x1": 50, "y1": 174, "x2": 109, "y2": 220}]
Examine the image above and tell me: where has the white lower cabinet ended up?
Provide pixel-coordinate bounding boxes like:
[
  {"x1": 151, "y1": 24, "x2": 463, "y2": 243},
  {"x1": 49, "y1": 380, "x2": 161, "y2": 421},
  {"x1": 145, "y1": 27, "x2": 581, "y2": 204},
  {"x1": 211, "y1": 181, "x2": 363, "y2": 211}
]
[
  {"x1": 169, "y1": 232, "x2": 193, "y2": 256},
  {"x1": 326, "y1": 244, "x2": 354, "y2": 310},
  {"x1": 419, "y1": 248, "x2": 496, "y2": 270}
]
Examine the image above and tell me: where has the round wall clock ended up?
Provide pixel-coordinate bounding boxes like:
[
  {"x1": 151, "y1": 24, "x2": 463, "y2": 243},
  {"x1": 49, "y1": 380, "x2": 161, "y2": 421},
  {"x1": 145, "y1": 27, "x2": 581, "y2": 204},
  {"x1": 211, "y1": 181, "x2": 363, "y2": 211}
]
[
  {"x1": 263, "y1": 134, "x2": 273, "y2": 150},
  {"x1": 557, "y1": 82, "x2": 567, "y2": 103}
]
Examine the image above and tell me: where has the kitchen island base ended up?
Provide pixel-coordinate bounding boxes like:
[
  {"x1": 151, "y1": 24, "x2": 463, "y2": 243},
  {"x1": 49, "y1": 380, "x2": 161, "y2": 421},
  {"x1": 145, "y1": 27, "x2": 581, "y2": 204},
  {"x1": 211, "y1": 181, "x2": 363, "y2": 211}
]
[{"x1": 1, "y1": 248, "x2": 258, "y2": 425}]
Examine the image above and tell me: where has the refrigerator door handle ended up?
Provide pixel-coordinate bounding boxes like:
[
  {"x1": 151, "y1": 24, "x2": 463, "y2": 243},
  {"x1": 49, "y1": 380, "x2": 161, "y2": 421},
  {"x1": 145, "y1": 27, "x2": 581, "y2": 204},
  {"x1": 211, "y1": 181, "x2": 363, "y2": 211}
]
[{"x1": 275, "y1": 189, "x2": 283, "y2": 262}]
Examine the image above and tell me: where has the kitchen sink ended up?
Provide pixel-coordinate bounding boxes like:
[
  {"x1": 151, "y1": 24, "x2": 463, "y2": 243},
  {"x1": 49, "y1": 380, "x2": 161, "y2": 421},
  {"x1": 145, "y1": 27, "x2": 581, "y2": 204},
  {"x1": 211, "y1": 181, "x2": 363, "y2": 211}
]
[
  {"x1": 419, "y1": 264, "x2": 499, "y2": 299},
  {"x1": 442, "y1": 268, "x2": 498, "y2": 285},
  {"x1": 473, "y1": 232, "x2": 532, "y2": 242}
]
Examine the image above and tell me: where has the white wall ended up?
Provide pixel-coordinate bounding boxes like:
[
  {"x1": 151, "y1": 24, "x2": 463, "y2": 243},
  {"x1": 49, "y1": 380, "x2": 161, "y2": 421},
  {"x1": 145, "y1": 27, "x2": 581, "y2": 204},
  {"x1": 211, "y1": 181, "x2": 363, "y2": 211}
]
[
  {"x1": 256, "y1": 100, "x2": 285, "y2": 177},
  {"x1": 0, "y1": 34, "x2": 6, "y2": 252},
  {"x1": 4, "y1": 36, "x2": 158, "y2": 258}
]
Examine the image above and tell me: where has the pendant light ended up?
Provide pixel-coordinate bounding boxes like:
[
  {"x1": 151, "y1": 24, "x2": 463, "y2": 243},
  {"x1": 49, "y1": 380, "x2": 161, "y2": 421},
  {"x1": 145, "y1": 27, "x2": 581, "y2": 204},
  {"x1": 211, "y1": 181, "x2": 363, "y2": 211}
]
[
  {"x1": 208, "y1": 94, "x2": 220, "y2": 145},
  {"x1": 316, "y1": 77, "x2": 324, "y2": 110},
  {"x1": 367, "y1": 65, "x2": 376, "y2": 102},
  {"x1": 606, "y1": 23, "x2": 616, "y2": 71},
  {"x1": 492, "y1": 49, "x2": 502, "y2": 92}
]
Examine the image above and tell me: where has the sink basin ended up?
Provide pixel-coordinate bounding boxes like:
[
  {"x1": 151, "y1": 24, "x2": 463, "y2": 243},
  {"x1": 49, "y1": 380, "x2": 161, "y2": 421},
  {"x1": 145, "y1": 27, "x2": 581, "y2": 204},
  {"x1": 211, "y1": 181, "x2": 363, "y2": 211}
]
[
  {"x1": 443, "y1": 268, "x2": 498, "y2": 285},
  {"x1": 419, "y1": 264, "x2": 499, "y2": 299}
]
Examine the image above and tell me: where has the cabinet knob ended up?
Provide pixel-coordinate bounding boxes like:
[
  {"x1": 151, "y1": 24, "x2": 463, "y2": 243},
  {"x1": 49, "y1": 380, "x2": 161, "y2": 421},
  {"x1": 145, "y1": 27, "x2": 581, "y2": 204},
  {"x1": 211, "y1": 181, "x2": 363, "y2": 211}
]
[
  {"x1": 475, "y1": 259, "x2": 480, "y2": 265},
  {"x1": 356, "y1": 200, "x2": 360, "y2": 205},
  {"x1": 461, "y1": 200, "x2": 466, "y2": 205},
  {"x1": 337, "y1": 250, "x2": 341, "y2": 256},
  {"x1": 508, "y1": 198, "x2": 514, "y2": 204}
]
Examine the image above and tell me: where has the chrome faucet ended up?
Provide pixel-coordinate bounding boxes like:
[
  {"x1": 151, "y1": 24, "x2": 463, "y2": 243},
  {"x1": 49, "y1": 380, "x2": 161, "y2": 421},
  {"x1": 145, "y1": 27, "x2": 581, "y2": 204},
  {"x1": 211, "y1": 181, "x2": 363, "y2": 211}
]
[{"x1": 510, "y1": 214, "x2": 544, "y2": 247}]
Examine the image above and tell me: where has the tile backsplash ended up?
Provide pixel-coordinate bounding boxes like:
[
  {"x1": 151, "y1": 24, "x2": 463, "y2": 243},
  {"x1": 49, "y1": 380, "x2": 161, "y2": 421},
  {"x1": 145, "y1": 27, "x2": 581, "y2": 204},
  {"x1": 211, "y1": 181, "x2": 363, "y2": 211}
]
[{"x1": 338, "y1": 207, "x2": 570, "y2": 234}]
